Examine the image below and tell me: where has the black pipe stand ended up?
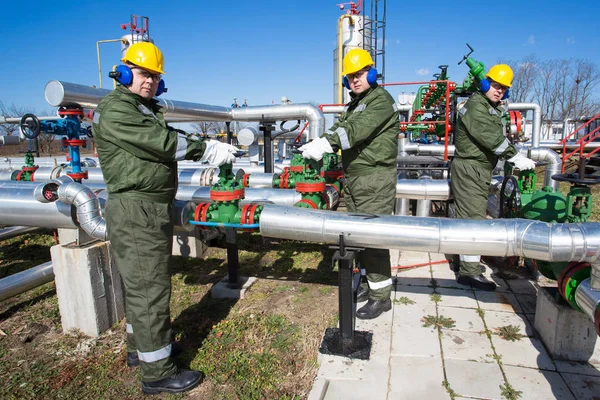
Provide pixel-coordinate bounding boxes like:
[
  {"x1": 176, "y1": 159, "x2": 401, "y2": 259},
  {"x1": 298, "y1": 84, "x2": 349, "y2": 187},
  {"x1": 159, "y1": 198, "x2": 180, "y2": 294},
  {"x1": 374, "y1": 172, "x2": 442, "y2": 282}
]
[
  {"x1": 318, "y1": 234, "x2": 372, "y2": 359},
  {"x1": 225, "y1": 227, "x2": 240, "y2": 288}
]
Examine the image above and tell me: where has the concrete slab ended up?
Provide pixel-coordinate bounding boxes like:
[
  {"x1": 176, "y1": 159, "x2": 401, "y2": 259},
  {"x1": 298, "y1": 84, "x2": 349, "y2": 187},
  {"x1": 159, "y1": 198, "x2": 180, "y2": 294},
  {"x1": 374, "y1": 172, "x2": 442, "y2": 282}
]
[
  {"x1": 514, "y1": 293, "x2": 538, "y2": 314},
  {"x1": 440, "y1": 330, "x2": 495, "y2": 362},
  {"x1": 430, "y1": 263, "x2": 457, "y2": 280},
  {"x1": 491, "y1": 335, "x2": 556, "y2": 370},
  {"x1": 506, "y1": 278, "x2": 539, "y2": 295},
  {"x1": 396, "y1": 266, "x2": 433, "y2": 287},
  {"x1": 554, "y1": 360, "x2": 600, "y2": 377},
  {"x1": 322, "y1": 379, "x2": 388, "y2": 400},
  {"x1": 433, "y1": 276, "x2": 466, "y2": 290},
  {"x1": 444, "y1": 359, "x2": 504, "y2": 399},
  {"x1": 475, "y1": 290, "x2": 523, "y2": 313},
  {"x1": 560, "y1": 372, "x2": 600, "y2": 399},
  {"x1": 502, "y1": 365, "x2": 575, "y2": 400},
  {"x1": 390, "y1": 248, "x2": 401, "y2": 269},
  {"x1": 393, "y1": 303, "x2": 437, "y2": 328},
  {"x1": 398, "y1": 250, "x2": 431, "y2": 265},
  {"x1": 484, "y1": 311, "x2": 534, "y2": 337},
  {"x1": 429, "y1": 252, "x2": 451, "y2": 262},
  {"x1": 391, "y1": 326, "x2": 441, "y2": 357},
  {"x1": 393, "y1": 284, "x2": 435, "y2": 303},
  {"x1": 389, "y1": 355, "x2": 449, "y2": 399},
  {"x1": 437, "y1": 306, "x2": 485, "y2": 333},
  {"x1": 435, "y1": 287, "x2": 478, "y2": 309},
  {"x1": 314, "y1": 353, "x2": 389, "y2": 382},
  {"x1": 534, "y1": 286, "x2": 600, "y2": 364},
  {"x1": 210, "y1": 276, "x2": 257, "y2": 299}
]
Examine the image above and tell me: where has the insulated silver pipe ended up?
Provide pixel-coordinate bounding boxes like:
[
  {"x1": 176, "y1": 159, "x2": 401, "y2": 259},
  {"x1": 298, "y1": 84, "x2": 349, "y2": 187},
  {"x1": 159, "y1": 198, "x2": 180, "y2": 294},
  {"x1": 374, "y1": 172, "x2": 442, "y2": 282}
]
[
  {"x1": 245, "y1": 173, "x2": 277, "y2": 188},
  {"x1": 176, "y1": 186, "x2": 302, "y2": 206},
  {"x1": 231, "y1": 104, "x2": 325, "y2": 140},
  {"x1": 259, "y1": 205, "x2": 600, "y2": 262},
  {"x1": 45, "y1": 81, "x2": 326, "y2": 140},
  {"x1": 416, "y1": 200, "x2": 431, "y2": 217},
  {"x1": 395, "y1": 198, "x2": 410, "y2": 216},
  {"x1": 396, "y1": 178, "x2": 451, "y2": 200},
  {"x1": 508, "y1": 103, "x2": 542, "y2": 148},
  {"x1": 398, "y1": 138, "x2": 455, "y2": 157},
  {"x1": 574, "y1": 279, "x2": 600, "y2": 322},
  {"x1": 55, "y1": 180, "x2": 107, "y2": 241},
  {"x1": 177, "y1": 167, "x2": 244, "y2": 186},
  {"x1": 0, "y1": 226, "x2": 40, "y2": 241},
  {"x1": 0, "y1": 261, "x2": 54, "y2": 302},
  {"x1": 0, "y1": 182, "x2": 75, "y2": 228},
  {"x1": 528, "y1": 147, "x2": 562, "y2": 190}
]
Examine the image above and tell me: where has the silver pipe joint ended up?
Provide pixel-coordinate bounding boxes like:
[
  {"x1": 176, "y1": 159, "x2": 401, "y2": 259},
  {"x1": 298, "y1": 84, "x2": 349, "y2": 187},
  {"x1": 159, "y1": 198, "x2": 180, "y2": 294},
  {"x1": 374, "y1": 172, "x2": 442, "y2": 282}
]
[
  {"x1": 528, "y1": 147, "x2": 561, "y2": 191},
  {"x1": 396, "y1": 178, "x2": 451, "y2": 200},
  {"x1": 574, "y1": 279, "x2": 600, "y2": 322},
  {"x1": 57, "y1": 182, "x2": 107, "y2": 241}
]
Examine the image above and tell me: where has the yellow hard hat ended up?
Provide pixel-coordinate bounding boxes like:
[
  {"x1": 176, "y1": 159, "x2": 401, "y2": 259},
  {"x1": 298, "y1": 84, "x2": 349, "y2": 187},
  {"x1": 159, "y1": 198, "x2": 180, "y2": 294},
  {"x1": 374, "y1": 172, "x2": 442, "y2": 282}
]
[
  {"x1": 342, "y1": 48, "x2": 374, "y2": 76},
  {"x1": 486, "y1": 64, "x2": 513, "y2": 88},
  {"x1": 122, "y1": 42, "x2": 165, "y2": 75}
]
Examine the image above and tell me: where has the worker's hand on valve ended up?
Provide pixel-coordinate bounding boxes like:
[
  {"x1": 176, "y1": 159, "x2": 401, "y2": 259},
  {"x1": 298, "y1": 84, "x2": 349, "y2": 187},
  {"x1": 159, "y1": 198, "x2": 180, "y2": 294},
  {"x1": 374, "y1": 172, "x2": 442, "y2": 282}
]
[
  {"x1": 508, "y1": 153, "x2": 536, "y2": 171},
  {"x1": 202, "y1": 139, "x2": 240, "y2": 166},
  {"x1": 297, "y1": 137, "x2": 334, "y2": 161}
]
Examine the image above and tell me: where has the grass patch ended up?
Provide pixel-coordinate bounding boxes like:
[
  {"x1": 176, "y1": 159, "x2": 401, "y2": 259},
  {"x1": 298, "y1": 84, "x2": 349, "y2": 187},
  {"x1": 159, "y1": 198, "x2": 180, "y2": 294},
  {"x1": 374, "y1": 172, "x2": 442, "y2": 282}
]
[
  {"x1": 421, "y1": 315, "x2": 455, "y2": 329},
  {"x1": 442, "y1": 379, "x2": 458, "y2": 399},
  {"x1": 495, "y1": 325, "x2": 524, "y2": 341},
  {"x1": 192, "y1": 313, "x2": 302, "y2": 399},
  {"x1": 500, "y1": 383, "x2": 523, "y2": 399},
  {"x1": 393, "y1": 296, "x2": 415, "y2": 305},
  {"x1": 430, "y1": 293, "x2": 442, "y2": 303}
]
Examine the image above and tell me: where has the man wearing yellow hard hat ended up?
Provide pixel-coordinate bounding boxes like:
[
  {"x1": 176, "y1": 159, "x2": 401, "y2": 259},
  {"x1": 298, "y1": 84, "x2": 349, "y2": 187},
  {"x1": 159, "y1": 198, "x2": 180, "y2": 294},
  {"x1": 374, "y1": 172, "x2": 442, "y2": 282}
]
[
  {"x1": 300, "y1": 48, "x2": 399, "y2": 320},
  {"x1": 451, "y1": 64, "x2": 536, "y2": 291},
  {"x1": 93, "y1": 41, "x2": 238, "y2": 394}
]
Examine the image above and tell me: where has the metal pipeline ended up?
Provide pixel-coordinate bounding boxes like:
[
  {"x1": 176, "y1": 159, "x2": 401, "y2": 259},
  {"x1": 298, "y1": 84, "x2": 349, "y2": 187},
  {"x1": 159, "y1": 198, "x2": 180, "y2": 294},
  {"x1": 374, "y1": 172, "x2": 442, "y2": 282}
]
[
  {"x1": 45, "y1": 81, "x2": 326, "y2": 140},
  {"x1": 230, "y1": 104, "x2": 325, "y2": 140},
  {"x1": 0, "y1": 226, "x2": 41, "y2": 241},
  {"x1": 176, "y1": 186, "x2": 303, "y2": 207},
  {"x1": 396, "y1": 177, "x2": 451, "y2": 200},
  {"x1": 54, "y1": 178, "x2": 107, "y2": 241},
  {"x1": 245, "y1": 173, "x2": 277, "y2": 188},
  {"x1": 0, "y1": 261, "x2": 54, "y2": 302},
  {"x1": 574, "y1": 279, "x2": 600, "y2": 328},
  {"x1": 259, "y1": 205, "x2": 600, "y2": 263},
  {"x1": 177, "y1": 167, "x2": 245, "y2": 186},
  {"x1": 527, "y1": 147, "x2": 562, "y2": 190},
  {"x1": 416, "y1": 200, "x2": 431, "y2": 217},
  {"x1": 508, "y1": 103, "x2": 542, "y2": 148},
  {"x1": 0, "y1": 182, "x2": 75, "y2": 228}
]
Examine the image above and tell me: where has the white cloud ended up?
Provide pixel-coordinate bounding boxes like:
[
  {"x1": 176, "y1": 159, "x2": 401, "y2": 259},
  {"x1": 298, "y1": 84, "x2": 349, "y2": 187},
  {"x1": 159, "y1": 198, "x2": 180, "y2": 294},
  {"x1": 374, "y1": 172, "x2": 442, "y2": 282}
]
[
  {"x1": 416, "y1": 68, "x2": 430, "y2": 76},
  {"x1": 528, "y1": 35, "x2": 535, "y2": 45},
  {"x1": 566, "y1": 36, "x2": 575, "y2": 45}
]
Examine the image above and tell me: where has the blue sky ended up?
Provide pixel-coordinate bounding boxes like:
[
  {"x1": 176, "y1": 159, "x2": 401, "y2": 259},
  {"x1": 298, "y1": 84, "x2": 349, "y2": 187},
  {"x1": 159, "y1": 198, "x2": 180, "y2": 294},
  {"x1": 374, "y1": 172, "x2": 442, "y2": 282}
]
[{"x1": 1, "y1": 0, "x2": 599, "y2": 115}]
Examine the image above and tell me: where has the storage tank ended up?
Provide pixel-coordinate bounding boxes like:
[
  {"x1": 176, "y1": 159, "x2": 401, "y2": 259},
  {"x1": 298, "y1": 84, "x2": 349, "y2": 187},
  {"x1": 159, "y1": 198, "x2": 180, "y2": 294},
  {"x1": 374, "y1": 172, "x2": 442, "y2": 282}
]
[{"x1": 333, "y1": 15, "x2": 371, "y2": 104}]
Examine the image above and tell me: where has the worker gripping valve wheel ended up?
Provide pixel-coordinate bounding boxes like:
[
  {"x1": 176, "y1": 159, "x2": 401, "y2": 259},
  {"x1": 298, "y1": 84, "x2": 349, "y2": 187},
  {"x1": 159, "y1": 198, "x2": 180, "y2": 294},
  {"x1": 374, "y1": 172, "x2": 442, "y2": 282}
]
[
  {"x1": 450, "y1": 63, "x2": 536, "y2": 291},
  {"x1": 92, "y1": 41, "x2": 238, "y2": 395},
  {"x1": 300, "y1": 48, "x2": 399, "y2": 320}
]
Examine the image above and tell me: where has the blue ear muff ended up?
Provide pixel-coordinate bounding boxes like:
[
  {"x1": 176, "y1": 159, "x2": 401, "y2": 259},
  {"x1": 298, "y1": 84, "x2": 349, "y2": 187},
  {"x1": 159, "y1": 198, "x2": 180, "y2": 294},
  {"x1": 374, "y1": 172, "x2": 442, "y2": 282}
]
[
  {"x1": 367, "y1": 68, "x2": 378, "y2": 85},
  {"x1": 342, "y1": 76, "x2": 350, "y2": 90},
  {"x1": 156, "y1": 79, "x2": 167, "y2": 97},
  {"x1": 480, "y1": 78, "x2": 490, "y2": 93},
  {"x1": 109, "y1": 64, "x2": 133, "y2": 85},
  {"x1": 343, "y1": 67, "x2": 378, "y2": 90},
  {"x1": 501, "y1": 89, "x2": 510, "y2": 100}
]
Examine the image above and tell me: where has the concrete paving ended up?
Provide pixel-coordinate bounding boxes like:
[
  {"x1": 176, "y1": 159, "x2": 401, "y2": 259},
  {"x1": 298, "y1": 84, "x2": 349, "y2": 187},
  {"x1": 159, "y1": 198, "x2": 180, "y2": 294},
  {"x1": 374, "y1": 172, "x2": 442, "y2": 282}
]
[{"x1": 308, "y1": 251, "x2": 600, "y2": 400}]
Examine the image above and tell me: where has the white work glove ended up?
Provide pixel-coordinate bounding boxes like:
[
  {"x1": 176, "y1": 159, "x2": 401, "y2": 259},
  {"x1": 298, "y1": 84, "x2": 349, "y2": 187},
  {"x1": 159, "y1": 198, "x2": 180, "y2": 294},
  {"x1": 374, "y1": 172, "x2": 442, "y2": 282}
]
[
  {"x1": 508, "y1": 153, "x2": 536, "y2": 170},
  {"x1": 297, "y1": 137, "x2": 334, "y2": 161},
  {"x1": 202, "y1": 140, "x2": 239, "y2": 166}
]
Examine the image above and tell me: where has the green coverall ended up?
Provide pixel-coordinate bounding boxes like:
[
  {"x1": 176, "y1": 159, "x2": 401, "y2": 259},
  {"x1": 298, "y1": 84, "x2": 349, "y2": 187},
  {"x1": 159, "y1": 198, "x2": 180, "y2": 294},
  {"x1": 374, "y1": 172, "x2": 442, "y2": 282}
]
[
  {"x1": 323, "y1": 84, "x2": 399, "y2": 300},
  {"x1": 451, "y1": 91, "x2": 518, "y2": 276},
  {"x1": 92, "y1": 85, "x2": 207, "y2": 382}
]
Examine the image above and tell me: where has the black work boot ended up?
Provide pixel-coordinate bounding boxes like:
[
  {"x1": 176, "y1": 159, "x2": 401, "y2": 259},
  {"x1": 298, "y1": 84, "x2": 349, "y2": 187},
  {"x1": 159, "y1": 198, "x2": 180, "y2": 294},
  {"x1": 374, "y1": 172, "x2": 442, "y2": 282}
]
[
  {"x1": 356, "y1": 298, "x2": 392, "y2": 320},
  {"x1": 127, "y1": 342, "x2": 182, "y2": 368},
  {"x1": 142, "y1": 369, "x2": 204, "y2": 395},
  {"x1": 456, "y1": 274, "x2": 497, "y2": 291},
  {"x1": 356, "y1": 283, "x2": 369, "y2": 303}
]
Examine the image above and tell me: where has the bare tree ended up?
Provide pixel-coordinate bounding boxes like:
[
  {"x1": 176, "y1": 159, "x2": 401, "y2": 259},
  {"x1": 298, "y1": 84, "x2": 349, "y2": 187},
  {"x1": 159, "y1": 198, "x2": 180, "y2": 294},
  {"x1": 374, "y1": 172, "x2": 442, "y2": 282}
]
[{"x1": 498, "y1": 54, "x2": 538, "y2": 103}]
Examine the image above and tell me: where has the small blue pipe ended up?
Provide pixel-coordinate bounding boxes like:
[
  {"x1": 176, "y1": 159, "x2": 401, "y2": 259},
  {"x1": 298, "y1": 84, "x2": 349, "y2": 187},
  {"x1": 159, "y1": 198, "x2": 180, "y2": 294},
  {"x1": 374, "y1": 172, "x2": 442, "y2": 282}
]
[{"x1": 189, "y1": 221, "x2": 260, "y2": 229}]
